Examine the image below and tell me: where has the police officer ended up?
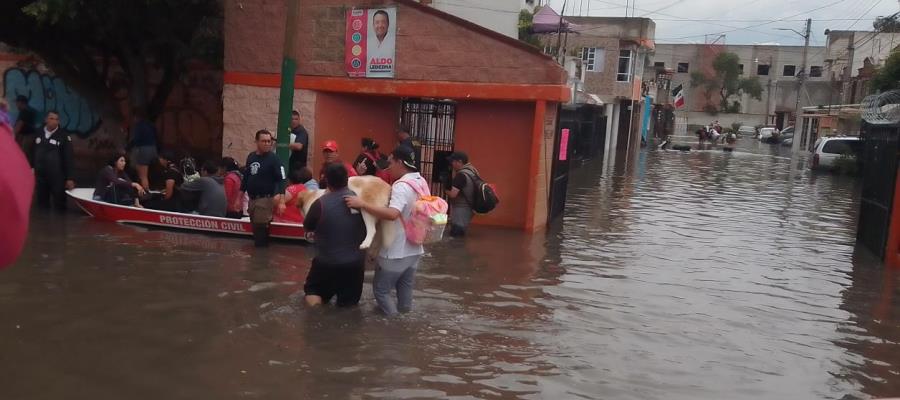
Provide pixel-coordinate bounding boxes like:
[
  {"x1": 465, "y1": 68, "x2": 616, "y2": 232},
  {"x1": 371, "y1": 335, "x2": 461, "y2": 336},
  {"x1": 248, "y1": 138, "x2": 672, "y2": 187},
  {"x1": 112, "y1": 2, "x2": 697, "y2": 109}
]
[
  {"x1": 29, "y1": 111, "x2": 74, "y2": 210},
  {"x1": 241, "y1": 129, "x2": 286, "y2": 247}
]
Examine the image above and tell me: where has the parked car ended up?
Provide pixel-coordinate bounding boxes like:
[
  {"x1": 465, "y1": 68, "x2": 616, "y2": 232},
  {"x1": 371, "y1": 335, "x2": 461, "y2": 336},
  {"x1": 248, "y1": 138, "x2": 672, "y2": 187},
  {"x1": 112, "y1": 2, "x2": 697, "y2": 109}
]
[
  {"x1": 737, "y1": 126, "x2": 756, "y2": 137},
  {"x1": 759, "y1": 127, "x2": 778, "y2": 142},
  {"x1": 811, "y1": 136, "x2": 863, "y2": 170}
]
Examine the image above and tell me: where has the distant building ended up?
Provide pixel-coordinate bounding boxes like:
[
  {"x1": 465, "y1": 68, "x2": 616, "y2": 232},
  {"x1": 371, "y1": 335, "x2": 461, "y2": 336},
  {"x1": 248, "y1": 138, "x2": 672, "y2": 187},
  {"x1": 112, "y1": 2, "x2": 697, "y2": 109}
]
[
  {"x1": 418, "y1": 0, "x2": 521, "y2": 38},
  {"x1": 647, "y1": 43, "x2": 830, "y2": 129},
  {"x1": 824, "y1": 30, "x2": 900, "y2": 104},
  {"x1": 536, "y1": 16, "x2": 656, "y2": 160}
]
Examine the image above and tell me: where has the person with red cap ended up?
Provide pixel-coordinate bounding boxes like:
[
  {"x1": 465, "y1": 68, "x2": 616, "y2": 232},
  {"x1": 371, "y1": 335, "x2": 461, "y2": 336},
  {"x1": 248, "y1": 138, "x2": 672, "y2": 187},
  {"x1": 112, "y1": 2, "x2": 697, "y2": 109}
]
[
  {"x1": 318, "y1": 140, "x2": 357, "y2": 188},
  {"x1": 0, "y1": 98, "x2": 34, "y2": 268}
]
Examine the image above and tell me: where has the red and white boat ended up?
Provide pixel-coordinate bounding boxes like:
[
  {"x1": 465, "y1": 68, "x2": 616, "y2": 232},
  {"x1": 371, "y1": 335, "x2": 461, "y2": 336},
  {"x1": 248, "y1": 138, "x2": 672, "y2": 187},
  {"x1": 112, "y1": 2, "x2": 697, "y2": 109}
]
[{"x1": 67, "y1": 188, "x2": 310, "y2": 242}]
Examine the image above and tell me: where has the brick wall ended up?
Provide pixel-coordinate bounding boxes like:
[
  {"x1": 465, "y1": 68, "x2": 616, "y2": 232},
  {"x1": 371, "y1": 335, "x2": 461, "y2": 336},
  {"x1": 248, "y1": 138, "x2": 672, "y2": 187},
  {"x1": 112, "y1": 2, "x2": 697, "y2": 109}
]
[
  {"x1": 224, "y1": 0, "x2": 566, "y2": 84},
  {"x1": 532, "y1": 102, "x2": 558, "y2": 228},
  {"x1": 222, "y1": 84, "x2": 316, "y2": 162}
]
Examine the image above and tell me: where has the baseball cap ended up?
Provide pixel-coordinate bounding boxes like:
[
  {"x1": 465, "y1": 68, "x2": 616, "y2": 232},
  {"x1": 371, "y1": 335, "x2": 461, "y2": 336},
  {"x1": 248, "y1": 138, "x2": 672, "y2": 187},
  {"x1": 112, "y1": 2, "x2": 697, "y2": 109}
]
[
  {"x1": 322, "y1": 140, "x2": 339, "y2": 152},
  {"x1": 447, "y1": 151, "x2": 468, "y2": 164},
  {"x1": 391, "y1": 146, "x2": 418, "y2": 171}
]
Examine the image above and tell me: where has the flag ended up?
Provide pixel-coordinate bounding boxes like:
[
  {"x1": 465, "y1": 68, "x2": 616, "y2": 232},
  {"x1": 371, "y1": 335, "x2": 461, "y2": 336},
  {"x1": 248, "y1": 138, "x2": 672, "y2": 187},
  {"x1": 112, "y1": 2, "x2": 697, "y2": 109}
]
[{"x1": 672, "y1": 84, "x2": 685, "y2": 109}]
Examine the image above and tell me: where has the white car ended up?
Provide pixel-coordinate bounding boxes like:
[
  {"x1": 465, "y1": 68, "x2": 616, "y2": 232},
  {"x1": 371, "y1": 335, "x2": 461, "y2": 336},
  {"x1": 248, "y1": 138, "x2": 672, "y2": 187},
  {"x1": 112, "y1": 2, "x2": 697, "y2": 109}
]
[
  {"x1": 758, "y1": 127, "x2": 778, "y2": 141},
  {"x1": 737, "y1": 126, "x2": 756, "y2": 137},
  {"x1": 811, "y1": 136, "x2": 863, "y2": 170}
]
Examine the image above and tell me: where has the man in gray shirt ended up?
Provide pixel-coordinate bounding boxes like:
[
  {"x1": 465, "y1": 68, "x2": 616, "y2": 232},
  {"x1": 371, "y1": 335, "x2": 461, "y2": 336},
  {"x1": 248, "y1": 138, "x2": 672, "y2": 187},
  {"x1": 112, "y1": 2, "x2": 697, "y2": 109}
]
[
  {"x1": 180, "y1": 161, "x2": 227, "y2": 217},
  {"x1": 302, "y1": 163, "x2": 366, "y2": 307}
]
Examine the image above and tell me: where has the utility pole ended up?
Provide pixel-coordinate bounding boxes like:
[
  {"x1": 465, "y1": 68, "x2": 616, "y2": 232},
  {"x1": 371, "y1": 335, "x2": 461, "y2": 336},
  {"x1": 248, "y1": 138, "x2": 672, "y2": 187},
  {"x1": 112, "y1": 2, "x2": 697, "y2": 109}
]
[
  {"x1": 842, "y1": 31, "x2": 856, "y2": 104},
  {"x1": 275, "y1": 0, "x2": 301, "y2": 166},
  {"x1": 793, "y1": 18, "x2": 811, "y2": 129}
]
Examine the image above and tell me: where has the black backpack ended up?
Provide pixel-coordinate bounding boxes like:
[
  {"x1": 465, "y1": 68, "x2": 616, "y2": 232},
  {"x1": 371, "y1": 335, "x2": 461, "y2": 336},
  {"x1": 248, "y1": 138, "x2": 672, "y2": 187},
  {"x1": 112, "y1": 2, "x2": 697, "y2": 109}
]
[{"x1": 460, "y1": 169, "x2": 499, "y2": 214}]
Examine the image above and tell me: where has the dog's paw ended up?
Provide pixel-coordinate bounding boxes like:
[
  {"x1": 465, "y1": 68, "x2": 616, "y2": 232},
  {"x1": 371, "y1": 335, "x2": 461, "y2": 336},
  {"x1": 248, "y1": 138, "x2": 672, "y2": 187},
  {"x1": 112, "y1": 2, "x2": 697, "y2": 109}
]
[{"x1": 359, "y1": 242, "x2": 371, "y2": 250}]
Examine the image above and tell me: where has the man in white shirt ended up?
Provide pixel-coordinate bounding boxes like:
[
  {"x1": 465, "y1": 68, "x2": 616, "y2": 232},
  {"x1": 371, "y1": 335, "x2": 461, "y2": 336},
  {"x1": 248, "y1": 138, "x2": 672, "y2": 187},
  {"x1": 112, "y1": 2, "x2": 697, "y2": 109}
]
[{"x1": 345, "y1": 146, "x2": 424, "y2": 315}]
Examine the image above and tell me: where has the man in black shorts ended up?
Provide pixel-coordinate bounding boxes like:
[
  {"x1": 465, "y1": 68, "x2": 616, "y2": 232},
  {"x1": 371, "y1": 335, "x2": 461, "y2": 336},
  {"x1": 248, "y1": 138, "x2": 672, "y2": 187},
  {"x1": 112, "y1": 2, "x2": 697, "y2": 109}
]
[{"x1": 302, "y1": 163, "x2": 367, "y2": 307}]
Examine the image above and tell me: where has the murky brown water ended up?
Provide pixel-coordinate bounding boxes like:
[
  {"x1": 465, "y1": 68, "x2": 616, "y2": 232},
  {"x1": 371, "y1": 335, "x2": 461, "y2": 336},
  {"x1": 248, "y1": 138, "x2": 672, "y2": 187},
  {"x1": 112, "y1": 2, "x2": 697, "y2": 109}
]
[{"x1": 3, "y1": 140, "x2": 899, "y2": 399}]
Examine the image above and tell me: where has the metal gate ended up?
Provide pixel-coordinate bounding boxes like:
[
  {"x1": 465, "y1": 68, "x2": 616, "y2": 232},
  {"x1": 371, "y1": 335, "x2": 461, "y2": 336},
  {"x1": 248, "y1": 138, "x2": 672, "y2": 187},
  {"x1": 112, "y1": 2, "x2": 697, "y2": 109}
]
[
  {"x1": 549, "y1": 109, "x2": 571, "y2": 223},
  {"x1": 858, "y1": 123, "x2": 900, "y2": 259},
  {"x1": 400, "y1": 99, "x2": 457, "y2": 195}
]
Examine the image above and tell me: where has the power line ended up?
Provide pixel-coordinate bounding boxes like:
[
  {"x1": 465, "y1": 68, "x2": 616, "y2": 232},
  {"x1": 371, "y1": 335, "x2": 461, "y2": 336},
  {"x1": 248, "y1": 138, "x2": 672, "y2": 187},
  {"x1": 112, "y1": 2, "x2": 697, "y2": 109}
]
[{"x1": 846, "y1": 0, "x2": 884, "y2": 30}]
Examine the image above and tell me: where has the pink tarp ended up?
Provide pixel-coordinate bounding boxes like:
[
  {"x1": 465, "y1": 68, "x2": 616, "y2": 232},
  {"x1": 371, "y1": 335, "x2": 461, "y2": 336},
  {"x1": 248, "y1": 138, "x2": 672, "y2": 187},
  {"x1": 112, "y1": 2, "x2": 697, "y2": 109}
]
[
  {"x1": 531, "y1": 6, "x2": 577, "y2": 33},
  {"x1": 0, "y1": 106, "x2": 34, "y2": 268}
]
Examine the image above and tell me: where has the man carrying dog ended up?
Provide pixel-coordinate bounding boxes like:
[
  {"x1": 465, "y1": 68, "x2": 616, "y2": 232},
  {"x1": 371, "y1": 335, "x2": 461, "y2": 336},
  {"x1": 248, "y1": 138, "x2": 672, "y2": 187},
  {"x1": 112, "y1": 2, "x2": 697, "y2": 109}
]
[
  {"x1": 303, "y1": 163, "x2": 367, "y2": 307},
  {"x1": 345, "y1": 146, "x2": 425, "y2": 315},
  {"x1": 242, "y1": 129, "x2": 286, "y2": 247}
]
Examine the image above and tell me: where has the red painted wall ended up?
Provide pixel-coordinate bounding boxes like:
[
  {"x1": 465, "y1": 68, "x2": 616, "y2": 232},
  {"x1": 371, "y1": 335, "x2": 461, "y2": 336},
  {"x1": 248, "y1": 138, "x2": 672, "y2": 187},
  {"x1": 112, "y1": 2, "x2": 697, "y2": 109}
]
[
  {"x1": 454, "y1": 100, "x2": 534, "y2": 228},
  {"x1": 311, "y1": 92, "x2": 400, "y2": 172}
]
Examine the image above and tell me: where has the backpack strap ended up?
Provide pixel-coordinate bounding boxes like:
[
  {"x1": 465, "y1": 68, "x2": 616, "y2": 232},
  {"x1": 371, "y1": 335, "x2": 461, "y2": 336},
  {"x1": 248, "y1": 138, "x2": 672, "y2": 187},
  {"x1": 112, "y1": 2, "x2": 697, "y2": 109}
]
[{"x1": 396, "y1": 178, "x2": 428, "y2": 197}]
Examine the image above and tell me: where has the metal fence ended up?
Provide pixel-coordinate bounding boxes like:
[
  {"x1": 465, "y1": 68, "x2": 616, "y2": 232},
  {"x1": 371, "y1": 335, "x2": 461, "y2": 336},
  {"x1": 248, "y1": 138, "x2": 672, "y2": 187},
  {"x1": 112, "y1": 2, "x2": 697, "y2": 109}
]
[{"x1": 400, "y1": 99, "x2": 457, "y2": 196}]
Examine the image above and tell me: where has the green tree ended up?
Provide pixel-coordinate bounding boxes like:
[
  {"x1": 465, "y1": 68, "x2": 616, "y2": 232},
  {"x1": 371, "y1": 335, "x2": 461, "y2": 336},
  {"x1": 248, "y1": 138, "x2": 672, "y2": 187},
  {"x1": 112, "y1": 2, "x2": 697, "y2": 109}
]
[
  {"x1": 690, "y1": 52, "x2": 762, "y2": 113},
  {"x1": 0, "y1": 0, "x2": 222, "y2": 123},
  {"x1": 518, "y1": 8, "x2": 542, "y2": 48},
  {"x1": 871, "y1": 51, "x2": 900, "y2": 92}
]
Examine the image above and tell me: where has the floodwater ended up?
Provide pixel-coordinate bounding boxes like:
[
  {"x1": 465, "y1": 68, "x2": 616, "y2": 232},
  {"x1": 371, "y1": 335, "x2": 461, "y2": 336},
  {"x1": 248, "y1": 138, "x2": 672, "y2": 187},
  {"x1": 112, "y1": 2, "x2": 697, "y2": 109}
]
[{"x1": 3, "y1": 139, "x2": 899, "y2": 400}]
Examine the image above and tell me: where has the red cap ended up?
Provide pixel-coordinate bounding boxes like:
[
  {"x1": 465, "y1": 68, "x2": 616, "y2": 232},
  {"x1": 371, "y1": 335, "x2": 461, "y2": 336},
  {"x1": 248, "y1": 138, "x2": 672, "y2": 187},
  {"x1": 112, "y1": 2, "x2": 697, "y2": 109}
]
[{"x1": 322, "y1": 140, "x2": 339, "y2": 152}]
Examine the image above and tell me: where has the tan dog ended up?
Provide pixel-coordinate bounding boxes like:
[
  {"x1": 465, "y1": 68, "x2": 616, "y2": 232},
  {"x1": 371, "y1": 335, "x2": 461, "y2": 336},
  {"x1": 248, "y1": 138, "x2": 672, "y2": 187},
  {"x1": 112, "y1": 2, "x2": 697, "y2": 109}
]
[{"x1": 297, "y1": 175, "x2": 395, "y2": 250}]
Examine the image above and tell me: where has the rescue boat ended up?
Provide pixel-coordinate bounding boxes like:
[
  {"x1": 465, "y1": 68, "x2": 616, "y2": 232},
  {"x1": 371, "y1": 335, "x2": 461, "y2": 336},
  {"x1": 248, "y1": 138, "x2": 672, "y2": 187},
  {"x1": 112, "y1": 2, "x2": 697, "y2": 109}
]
[{"x1": 66, "y1": 188, "x2": 310, "y2": 242}]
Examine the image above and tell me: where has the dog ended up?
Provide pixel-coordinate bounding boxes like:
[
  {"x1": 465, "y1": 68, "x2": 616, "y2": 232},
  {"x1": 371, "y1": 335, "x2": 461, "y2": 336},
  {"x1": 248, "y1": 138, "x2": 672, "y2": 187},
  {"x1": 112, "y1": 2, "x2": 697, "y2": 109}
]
[{"x1": 296, "y1": 175, "x2": 395, "y2": 251}]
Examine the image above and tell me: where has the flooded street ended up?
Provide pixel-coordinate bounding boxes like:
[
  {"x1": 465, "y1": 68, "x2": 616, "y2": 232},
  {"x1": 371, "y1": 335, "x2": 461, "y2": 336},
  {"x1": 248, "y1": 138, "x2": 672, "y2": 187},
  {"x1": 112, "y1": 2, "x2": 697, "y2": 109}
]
[{"x1": 4, "y1": 141, "x2": 899, "y2": 400}]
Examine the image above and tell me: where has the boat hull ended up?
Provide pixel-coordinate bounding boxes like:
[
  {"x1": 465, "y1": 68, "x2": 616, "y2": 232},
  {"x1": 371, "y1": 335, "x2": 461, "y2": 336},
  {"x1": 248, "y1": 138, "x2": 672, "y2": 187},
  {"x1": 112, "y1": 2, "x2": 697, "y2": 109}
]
[{"x1": 66, "y1": 189, "x2": 309, "y2": 241}]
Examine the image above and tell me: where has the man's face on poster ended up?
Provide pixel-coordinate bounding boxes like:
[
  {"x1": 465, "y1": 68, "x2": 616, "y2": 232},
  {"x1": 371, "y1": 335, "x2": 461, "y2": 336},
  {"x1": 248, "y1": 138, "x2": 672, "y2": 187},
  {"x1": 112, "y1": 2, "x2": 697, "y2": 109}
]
[{"x1": 374, "y1": 12, "x2": 389, "y2": 42}]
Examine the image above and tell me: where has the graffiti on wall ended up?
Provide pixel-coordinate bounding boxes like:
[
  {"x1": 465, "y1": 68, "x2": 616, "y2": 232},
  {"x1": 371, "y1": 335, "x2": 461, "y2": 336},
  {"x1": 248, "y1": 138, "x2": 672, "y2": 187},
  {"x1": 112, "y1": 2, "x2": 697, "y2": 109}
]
[{"x1": 3, "y1": 68, "x2": 101, "y2": 137}]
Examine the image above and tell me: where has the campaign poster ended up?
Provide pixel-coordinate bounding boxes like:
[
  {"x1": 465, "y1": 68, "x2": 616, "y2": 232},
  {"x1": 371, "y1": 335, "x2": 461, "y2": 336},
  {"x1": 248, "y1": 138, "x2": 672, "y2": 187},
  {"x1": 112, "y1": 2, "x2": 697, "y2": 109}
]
[{"x1": 345, "y1": 7, "x2": 396, "y2": 78}]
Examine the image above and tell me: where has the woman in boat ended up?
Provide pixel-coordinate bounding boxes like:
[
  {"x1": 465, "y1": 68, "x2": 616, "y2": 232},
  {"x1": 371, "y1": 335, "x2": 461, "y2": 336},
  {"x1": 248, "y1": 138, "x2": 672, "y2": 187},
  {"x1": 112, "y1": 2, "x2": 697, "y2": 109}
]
[
  {"x1": 221, "y1": 157, "x2": 245, "y2": 219},
  {"x1": 93, "y1": 153, "x2": 145, "y2": 206},
  {"x1": 354, "y1": 138, "x2": 391, "y2": 182},
  {"x1": 274, "y1": 168, "x2": 308, "y2": 224}
]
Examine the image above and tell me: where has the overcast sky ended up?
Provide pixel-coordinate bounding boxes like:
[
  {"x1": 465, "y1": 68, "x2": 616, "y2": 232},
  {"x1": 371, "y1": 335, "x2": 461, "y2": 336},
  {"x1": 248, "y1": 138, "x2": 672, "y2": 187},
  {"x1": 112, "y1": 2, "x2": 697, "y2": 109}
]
[{"x1": 545, "y1": 0, "x2": 899, "y2": 47}]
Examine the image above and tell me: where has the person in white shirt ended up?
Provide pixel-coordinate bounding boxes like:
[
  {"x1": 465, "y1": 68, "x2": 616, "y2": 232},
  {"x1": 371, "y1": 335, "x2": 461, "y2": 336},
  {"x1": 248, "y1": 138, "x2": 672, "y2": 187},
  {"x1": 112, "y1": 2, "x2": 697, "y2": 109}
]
[{"x1": 345, "y1": 146, "x2": 424, "y2": 315}]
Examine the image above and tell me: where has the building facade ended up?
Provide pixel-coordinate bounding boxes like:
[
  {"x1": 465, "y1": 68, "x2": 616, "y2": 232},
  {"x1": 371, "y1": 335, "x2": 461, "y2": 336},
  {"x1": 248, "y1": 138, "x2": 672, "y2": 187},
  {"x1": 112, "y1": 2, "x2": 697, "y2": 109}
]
[
  {"x1": 648, "y1": 43, "x2": 831, "y2": 129},
  {"x1": 223, "y1": 0, "x2": 569, "y2": 230},
  {"x1": 825, "y1": 30, "x2": 900, "y2": 104},
  {"x1": 537, "y1": 16, "x2": 656, "y2": 160},
  {"x1": 417, "y1": 0, "x2": 521, "y2": 38}
]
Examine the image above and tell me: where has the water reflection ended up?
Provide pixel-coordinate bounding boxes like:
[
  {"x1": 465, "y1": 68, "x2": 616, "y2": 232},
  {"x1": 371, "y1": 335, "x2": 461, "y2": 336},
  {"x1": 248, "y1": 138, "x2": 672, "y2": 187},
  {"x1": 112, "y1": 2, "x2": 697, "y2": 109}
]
[{"x1": 1, "y1": 140, "x2": 896, "y2": 399}]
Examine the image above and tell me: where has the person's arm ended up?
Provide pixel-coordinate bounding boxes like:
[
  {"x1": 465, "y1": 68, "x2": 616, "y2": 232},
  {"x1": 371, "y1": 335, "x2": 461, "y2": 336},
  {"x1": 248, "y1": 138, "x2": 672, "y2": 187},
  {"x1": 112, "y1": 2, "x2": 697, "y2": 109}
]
[
  {"x1": 302, "y1": 199, "x2": 322, "y2": 231},
  {"x1": 13, "y1": 120, "x2": 24, "y2": 136},
  {"x1": 446, "y1": 172, "x2": 467, "y2": 199},
  {"x1": 345, "y1": 183, "x2": 406, "y2": 221},
  {"x1": 62, "y1": 134, "x2": 75, "y2": 190},
  {"x1": 289, "y1": 132, "x2": 305, "y2": 151},
  {"x1": 164, "y1": 179, "x2": 175, "y2": 200}
]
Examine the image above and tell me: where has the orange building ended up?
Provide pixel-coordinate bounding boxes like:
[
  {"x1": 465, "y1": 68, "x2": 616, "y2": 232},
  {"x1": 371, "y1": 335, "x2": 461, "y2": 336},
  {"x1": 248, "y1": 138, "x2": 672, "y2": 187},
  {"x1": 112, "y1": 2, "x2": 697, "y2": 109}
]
[{"x1": 222, "y1": 0, "x2": 569, "y2": 230}]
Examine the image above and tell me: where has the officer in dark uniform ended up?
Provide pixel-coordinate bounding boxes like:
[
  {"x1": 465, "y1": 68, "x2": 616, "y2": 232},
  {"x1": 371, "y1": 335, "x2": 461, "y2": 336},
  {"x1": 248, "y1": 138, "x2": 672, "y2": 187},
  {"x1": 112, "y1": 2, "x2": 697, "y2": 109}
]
[
  {"x1": 29, "y1": 111, "x2": 74, "y2": 210},
  {"x1": 241, "y1": 129, "x2": 286, "y2": 247}
]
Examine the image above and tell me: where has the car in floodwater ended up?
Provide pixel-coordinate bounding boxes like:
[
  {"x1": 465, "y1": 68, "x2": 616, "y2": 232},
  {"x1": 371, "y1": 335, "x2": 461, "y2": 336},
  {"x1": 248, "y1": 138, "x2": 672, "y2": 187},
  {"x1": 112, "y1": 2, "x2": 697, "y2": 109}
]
[
  {"x1": 811, "y1": 136, "x2": 863, "y2": 170},
  {"x1": 759, "y1": 127, "x2": 778, "y2": 142},
  {"x1": 737, "y1": 125, "x2": 756, "y2": 137}
]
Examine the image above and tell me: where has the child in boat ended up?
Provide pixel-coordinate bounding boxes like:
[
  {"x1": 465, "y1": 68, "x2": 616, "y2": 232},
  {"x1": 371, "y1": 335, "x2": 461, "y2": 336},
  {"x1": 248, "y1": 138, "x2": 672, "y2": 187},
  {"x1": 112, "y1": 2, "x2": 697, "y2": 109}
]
[
  {"x1": 221, "y1": 157, "x2": 244, "y2": 219},
  {"x1": 93, "y1": 153, "x2": 145, "y2": 207},
  {"x1": 275, "y1": 168, "x2": 309, "y2": 224}
]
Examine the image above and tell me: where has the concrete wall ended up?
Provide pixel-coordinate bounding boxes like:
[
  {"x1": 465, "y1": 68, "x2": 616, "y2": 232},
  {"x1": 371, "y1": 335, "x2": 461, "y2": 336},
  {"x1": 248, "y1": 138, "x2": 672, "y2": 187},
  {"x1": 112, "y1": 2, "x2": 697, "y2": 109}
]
[
  {"x1": 222, "y1": 84, "x2": 315, "y2": 163},
  {"x1": 649, "y1": 43, "x2": 830, "y2": 115},
  {"x1": 311, "y1": 92, "x2": 400, "y2": 170},
  {"x1": 430, "y1": 0, "x2": 520, "y2": 39},
  {"x1": 224, "y1": 0, "x2": 564, "y2": 84},
  {"x1": 455, "y1": 100, "x2": 535, "y2": 228}
]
